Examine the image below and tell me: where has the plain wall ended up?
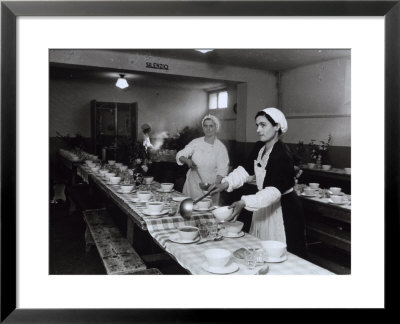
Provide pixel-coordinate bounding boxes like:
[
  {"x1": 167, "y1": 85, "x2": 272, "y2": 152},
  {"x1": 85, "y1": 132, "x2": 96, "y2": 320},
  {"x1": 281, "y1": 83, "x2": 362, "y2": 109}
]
[{"x1": 280, "y1": 58, "x2": 351, "y2": 147}]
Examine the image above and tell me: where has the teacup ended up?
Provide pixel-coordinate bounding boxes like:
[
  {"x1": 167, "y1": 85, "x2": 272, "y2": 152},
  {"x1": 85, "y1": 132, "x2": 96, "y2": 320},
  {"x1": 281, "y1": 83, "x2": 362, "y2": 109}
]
[
  {"x1": 309, "y1": 183, "x2": 320, "y2": 189},
  {"x1": 331, "y1": 195, "x2": 343, "y2": 204},
  {"x1": 260, "y1": 240, "x2": 287, "y2": 259},
  {"x1": 119, "y1": 165, "x2": 128, "y2": 172},
  {"x1": 178, "y1": 226, "x2": 199, "y2": 241},
  {"x1": 204, "y1": 248, "x2": 231, "y2": 268},
  {"x1": 160, "y1": 183, "x2": 174, "y2": 192},
  {"x1": 196, "y1": 198, "x2": 211, "y2": 210},
  {"x1": 344, "y1": 168, "x2": 351, "y2": 175},
  {"x1": 144, "y1": 176, "x2": 154, "y2": 185},
  {"x1": 108, "y1": 160, "x2": 115, "y2": 165},
  {"x1": 109, "y1": 176, "x2": 121, "y2": 185},
  {"x1": 330, "y1": 187, "x2": 342, "y2": 195},
  {"x1": 224, "y1": 221, "x2": 244, "y2": 234},
  {"x1": 137, "y1": 191, "x2": 152, "y2": 202},
  {"x1": 146, "y1": 201, "x2": 164, "y2": 213},
  {"x1": 120, "y1": 184, "x2": 134, "y2": 193},
  {"x1": 303, "y1": 188, "x2": 315, "y2": 196},
  {"x1": 115, "y1": 162, "x2": 122, "y2": 168},
  {"x1": 322, "y1": 164, "x2": 332, "y2": 171}
]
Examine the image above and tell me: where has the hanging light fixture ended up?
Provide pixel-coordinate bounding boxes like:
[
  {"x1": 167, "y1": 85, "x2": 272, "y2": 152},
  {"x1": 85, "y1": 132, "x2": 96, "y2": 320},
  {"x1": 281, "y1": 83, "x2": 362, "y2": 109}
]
[
  {"x1": 115, "y1": 74, "x2": 129, "y2": 89},
  {"x1": 195, "y1": 49, "x2": 214, "y2": 54}
]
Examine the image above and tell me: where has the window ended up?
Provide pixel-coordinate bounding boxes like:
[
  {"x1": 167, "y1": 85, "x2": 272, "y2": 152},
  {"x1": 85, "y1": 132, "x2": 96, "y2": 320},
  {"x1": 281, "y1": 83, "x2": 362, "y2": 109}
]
[{"x1": 208, "y1": 90, "x2": 228, "y2": 109}]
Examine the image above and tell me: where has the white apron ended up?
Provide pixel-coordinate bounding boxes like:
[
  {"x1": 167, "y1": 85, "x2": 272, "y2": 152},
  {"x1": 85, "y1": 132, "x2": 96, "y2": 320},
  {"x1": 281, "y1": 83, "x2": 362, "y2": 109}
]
[{"x1": 249, "y1": 159, "x2": 287, "y2": 244}]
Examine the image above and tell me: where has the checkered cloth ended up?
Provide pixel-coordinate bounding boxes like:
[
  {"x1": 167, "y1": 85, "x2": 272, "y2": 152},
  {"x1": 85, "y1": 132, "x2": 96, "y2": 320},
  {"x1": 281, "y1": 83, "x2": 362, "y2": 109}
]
[{"x1": 78, "y1": 165, "x2": 334, "y2": 275}]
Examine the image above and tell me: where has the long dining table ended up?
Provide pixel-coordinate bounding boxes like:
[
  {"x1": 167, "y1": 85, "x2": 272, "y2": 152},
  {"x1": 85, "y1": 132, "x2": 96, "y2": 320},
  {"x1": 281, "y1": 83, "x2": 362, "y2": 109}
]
[{"x1": 77, "y1": 164, "x2": 334, "y2": 275}]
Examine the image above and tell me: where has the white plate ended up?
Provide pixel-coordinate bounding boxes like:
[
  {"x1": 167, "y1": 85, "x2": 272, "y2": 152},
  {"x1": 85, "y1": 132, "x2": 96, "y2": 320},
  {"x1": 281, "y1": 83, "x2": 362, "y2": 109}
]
[
  {"x1": 193, "y1": 206, "x2": 216, "y2": 212},
  {"x1": 201, "y1": 261, "x2": 239, "y2": 274},
  {"x1": 117, "y1": 189, "x2": 135, "y2": 194},
  {"x1": 142, "y1": 209, "x2": 169, "y2": 217},
  {"x1": 157, "y1": 188, "x2": 174, "y2": 193},
  {"x1": 301, "y1": 193, "x2": 317, "y2": 197},
  {"x1": 220, "y1": 229, "x2": 245, "y2": 238},
  {"x1": 264, "y1": 254, "x2": 288, "y2": 263},
  {"x1": 168, "y1": 233, "x2": 200, "y2": 244},
  {"x1": 172, "y1": 196, "x2": 189, "y2": 202},
  {"x1": 328, "y1": 200, "x2": 346, "y2": 205}
]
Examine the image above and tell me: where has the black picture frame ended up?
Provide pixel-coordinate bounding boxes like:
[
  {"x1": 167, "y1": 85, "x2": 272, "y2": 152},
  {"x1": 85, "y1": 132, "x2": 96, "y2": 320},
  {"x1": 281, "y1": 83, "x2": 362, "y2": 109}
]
[{"x1": 1, "y1": 0, "x2": 399, "y2": 322}]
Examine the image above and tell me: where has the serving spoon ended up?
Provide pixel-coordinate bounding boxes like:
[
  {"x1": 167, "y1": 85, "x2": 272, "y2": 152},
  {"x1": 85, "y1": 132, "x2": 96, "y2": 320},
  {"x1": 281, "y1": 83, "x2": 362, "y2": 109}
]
[{"x1": 179, "y1": 188, "x2": 214, "y2": 219}]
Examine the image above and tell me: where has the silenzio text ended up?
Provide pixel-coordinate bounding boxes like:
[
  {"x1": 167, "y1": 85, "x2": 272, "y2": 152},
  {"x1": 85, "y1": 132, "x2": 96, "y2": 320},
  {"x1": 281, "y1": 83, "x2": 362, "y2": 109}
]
[{"x1": 145, "y1": 62, "x2": 169, "y2": 70}]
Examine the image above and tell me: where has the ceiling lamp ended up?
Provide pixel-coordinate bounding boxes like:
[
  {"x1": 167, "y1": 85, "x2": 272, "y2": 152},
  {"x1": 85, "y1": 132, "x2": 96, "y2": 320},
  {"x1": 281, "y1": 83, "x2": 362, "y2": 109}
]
[
  {"x1": 195, "y1": 49, "x2": 214, "y2": 54},
  {"x1": 115, "y1": 74, "x2": 129, "y2": 89}
]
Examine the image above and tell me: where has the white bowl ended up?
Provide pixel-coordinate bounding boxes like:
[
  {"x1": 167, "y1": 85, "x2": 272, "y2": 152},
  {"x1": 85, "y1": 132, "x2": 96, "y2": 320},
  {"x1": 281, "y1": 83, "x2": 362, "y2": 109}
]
[
  {"x1": 330, "y1": 187, "x2": 342, "y2": 195},
  {"x1": 99, "y1": 169, "x2": 108, "y2": 176},
  {"x1": 224, "y1": 221, "x2": 244, "y2": 234},
  {"x1": 212, "y1": 206, "x2": 233, "y2": 222},
  {"x1": 177, "y1": 226, "x2": 199, "y2": 241},
  {"x1": 344, "y1": 168, "x2": 351, "y2": 175},
  {"x1": 260, "y1": 240, "x2": 287, "y2": 259},
  {"x1": 105, "y1": 172, "x2": 116, "y2": 180},
  {"x1": 120, "y1": 184, "x2": 134, "y2": 193},
  {"x1": 322, "y1": 164, "x2": 332, "y2": 171},
  {"x1": 137, "y1": 191, "x2": 152, "y2": 202},
  {"x1": 90, "y1": 166, "x2": 100, "y2": 172},
  {"x1": 109, "y1": 176, "x2": 121, "y2": 185},
  {"x1": 204, "y1": 248, "x2": 231, "y2": 267},
  {"x1": 146, "y1": 201, "x2": 164, "y2": 213},
  {"x1": 309, "y1": 183, "x2": 320, "y2": 189},
  {"x1": 331, "y1": 195, "x2": 343, "y2": 204},
  {"x1": 144, "y1": 176, "x2": 154, "y2": 184},
  {"x1": 196, "y1": 198, "x2": 212, "y2": 209},
  {"x1": 108, "y1": 160, "x2": 116, "y2": 165},
  {"x1": 160, "y1": 183, "x2": 174, "y2": 192}
]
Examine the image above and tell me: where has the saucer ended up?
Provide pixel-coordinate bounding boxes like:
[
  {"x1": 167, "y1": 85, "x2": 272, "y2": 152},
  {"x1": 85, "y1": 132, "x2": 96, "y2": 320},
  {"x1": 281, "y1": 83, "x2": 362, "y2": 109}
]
[
  {"x1": 157, "y1": 188, "x2": 174, "y2": 193},
  {"x1": 117, "y1": 189, "x2": 135, "y2": 194},
  {"x1": 301, "y1": 193, "x2": 317, "y2": 197},
  {"x1": 220, "y1": 229, "x2": 245, "y2": 238},
  {"x1": 328, "y1": 200, "x2": 345, "y2": 205},
  {"x1": 201, "y1": 261, "x2": 239, "y2": 274},
  {"x1": 264, "y1": 254, "x2": 288, "y2": 263},
  {"x1": 168, "y1": 233, "x2": 200, "y2": 244},
  {"x1": 142, "y1": 209, "x2": 169, "y2": 217},
  {"x1": 131, "y1": 197, "x2": 141, "y2": 203},
  {"x1": 172, "y1": 196, "x2": 189, "y2": 202},
  {"x1": 193, "y1": 206, "x2": 215, "y2": 212}
]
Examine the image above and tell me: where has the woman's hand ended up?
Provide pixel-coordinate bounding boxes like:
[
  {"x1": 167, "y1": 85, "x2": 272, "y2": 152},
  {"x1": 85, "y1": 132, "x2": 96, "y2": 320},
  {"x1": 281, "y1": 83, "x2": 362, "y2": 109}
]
[
  {"x1": 228, "y1": 200, "x2": 246, "y2": 221},
  {"x1": 208, "y1": 182, "x2": 229, "y2": 195}
]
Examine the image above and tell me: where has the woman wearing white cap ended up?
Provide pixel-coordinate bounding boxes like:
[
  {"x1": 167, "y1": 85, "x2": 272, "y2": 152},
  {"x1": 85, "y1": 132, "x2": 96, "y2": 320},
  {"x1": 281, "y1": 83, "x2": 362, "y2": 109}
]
[
  {"x1": 176, "y1": 114, "x2": 230, "y2": 205},
  {"x1": 209, "y1": 108, "x2": 306, "y2": 257}
]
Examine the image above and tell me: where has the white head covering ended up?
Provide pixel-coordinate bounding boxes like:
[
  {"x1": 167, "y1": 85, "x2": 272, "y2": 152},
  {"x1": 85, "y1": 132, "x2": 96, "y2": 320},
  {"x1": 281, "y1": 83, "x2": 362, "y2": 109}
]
[
  {"x1": 201, "y1": 114, "x2": 220, "y2": 132},
  {"x1": 261, "y1": 107, "x2": 288, "y2": 134}
]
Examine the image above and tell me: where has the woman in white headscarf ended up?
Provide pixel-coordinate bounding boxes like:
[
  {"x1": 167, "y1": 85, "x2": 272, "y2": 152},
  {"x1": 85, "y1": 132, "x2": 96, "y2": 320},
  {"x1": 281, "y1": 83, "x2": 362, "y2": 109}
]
[
  {"x1": 176, "y1": 114, "x2": 230, "y2": 205},
  {"x1": 209, "y1": 108, "x2": 306, "y2": 257}
]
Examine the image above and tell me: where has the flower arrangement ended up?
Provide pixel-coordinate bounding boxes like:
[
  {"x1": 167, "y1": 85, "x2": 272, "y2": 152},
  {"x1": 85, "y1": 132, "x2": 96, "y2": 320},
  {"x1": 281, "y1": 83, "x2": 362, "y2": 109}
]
[
  {"x1": 128, "y1": 141, "x2": 152, "y2": 174},
  {"x1": 308, "y1": 134, "x2": 332, "y2": 163}
]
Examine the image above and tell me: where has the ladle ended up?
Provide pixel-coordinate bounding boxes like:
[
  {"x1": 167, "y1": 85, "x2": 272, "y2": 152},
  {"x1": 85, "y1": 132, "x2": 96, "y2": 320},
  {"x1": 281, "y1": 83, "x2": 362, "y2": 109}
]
[
  {"x1": 193, "y1": 168, "x2": 210, "y2": 191},
  {"x1": 179, "y1": 188, "x2": 214, "y2": 219}
]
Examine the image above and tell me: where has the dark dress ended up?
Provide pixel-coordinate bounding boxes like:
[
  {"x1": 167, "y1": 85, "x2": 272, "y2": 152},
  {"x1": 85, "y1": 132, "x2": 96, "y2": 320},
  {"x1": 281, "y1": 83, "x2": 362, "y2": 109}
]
[{"x1": 244, "y1": 141, "x2": 307, "y2": 258}]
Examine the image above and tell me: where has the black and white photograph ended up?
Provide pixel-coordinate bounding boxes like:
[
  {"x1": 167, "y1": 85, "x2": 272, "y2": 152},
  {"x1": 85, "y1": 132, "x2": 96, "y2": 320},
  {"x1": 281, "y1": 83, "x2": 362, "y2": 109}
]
[{"x1": 49, "y1": 49, "x2": 351, "y2": 276}]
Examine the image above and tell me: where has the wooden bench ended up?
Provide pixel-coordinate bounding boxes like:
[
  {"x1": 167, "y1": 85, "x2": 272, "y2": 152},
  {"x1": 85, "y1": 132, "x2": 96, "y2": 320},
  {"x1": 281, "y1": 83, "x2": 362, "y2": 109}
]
[{"x1": 83, "y1": 209, "x2": 152, "y2": 275}]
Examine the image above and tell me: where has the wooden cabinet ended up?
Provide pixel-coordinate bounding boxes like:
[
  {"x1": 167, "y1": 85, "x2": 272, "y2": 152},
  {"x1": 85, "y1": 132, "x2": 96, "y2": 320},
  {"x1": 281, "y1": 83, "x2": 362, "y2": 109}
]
[{"x1": 90, "y1": 100, "x2": 138, "y2": 162}]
